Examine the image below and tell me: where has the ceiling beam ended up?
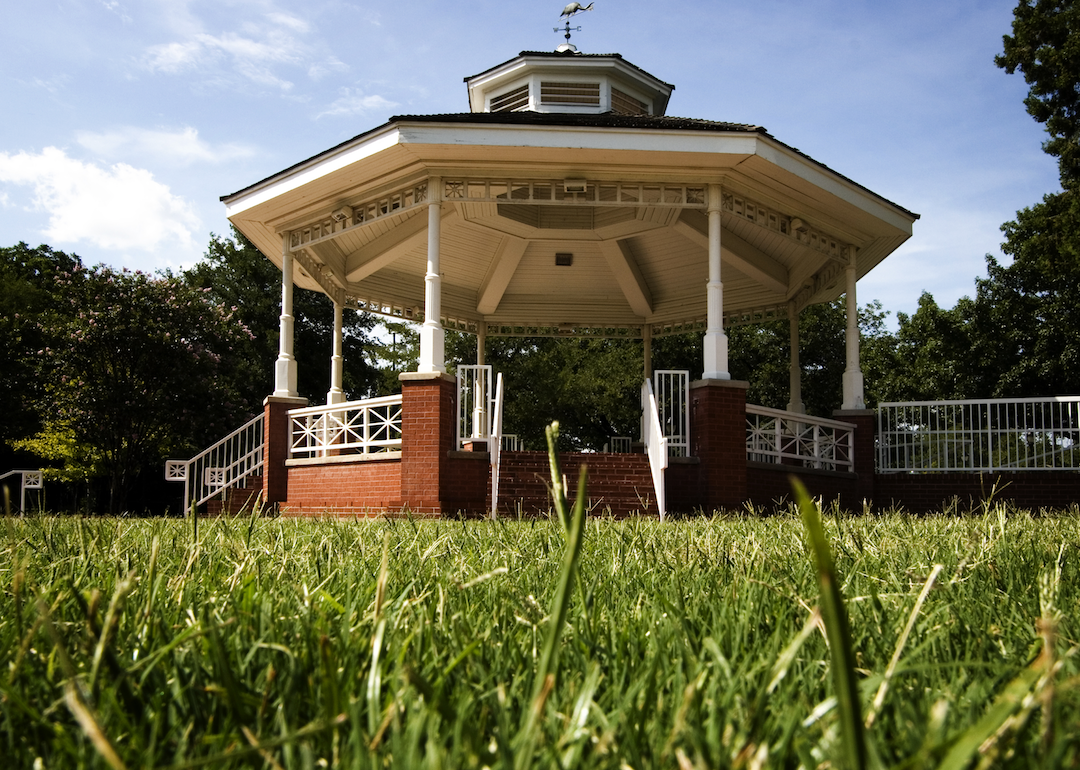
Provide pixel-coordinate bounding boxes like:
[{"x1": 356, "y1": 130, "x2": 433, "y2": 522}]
[
  {"x1": 672, "y1": 218, "x2": 789, "y2": 295},
  {"x1": 476, "y1": 235, "x2": 528, "y2": 315},
  {"x1": 599, "y1": 239, "x2": 653, "y2": 317},
  {"x1": 344, "y1": 207, "x2": 456, "y2": 282}
]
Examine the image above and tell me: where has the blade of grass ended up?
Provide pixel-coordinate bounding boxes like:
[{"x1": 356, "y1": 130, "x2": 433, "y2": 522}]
[
  {"x1": 865, "y1": 564, "x2": 943, "y2": 729},
  {"x1": 792, "y1": 477, "x2": 867, "y2": 770}
]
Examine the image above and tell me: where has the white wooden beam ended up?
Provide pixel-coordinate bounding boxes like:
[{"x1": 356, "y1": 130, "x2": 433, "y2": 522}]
[
  {"x1": 344, "y1": 207, "x2": 455, "y2": 282},
  {"x1": 476, "y1": 236, "x2": 528, "y2": 315},
  {"x1": 672, "y1": 218, "x2": 789, "y2": 295},
  {"x1": 598, "y1": 239, "x2": 653, "y2": 317}
]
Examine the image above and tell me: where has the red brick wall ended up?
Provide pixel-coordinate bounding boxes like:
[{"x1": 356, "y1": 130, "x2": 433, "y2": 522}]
[
  {"x1": 494, "y1": 451, "x2": 661, "y2": 517},
  {"x1": 443, "y1": 454, "x2": 490, "y2": 516},
  {"x1": 874, "y1": 471, "x2": 1080, "y2": 513},
  {"x1": 281, "y1": 459, "x2": 402, "y2": 515},
  {"x1": 690, "y1": 380, "x2": 748, "y2": 511},
  {"x1": 747, "y1": 465, "x2": 860, "y2": 512}
]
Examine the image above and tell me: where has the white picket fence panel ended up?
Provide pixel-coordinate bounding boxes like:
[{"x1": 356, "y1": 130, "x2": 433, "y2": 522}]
[{"x1": 878, "y1": 396, "x2": 1080, "y2": 472}]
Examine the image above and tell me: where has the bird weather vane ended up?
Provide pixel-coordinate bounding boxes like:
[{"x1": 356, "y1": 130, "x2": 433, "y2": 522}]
[{"x1": 555, "y1": 2, "x2": 594, "y2": 50}]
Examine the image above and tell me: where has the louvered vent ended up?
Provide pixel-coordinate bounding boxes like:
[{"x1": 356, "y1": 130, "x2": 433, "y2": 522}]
[
  {"x1": 611, "y1": 87, "x2": 649, "y2": 116},
  {"x1": 490, "y1": 84, "x2": 530, "y2": 112},
  {"x1": 541, "y1": 81, "x2": 600, "y2": 105}
]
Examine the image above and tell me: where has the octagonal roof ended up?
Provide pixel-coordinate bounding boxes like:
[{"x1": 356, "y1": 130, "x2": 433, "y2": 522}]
[{"x1": 223, "y1": 51, "x2": 917, "y2": 337}]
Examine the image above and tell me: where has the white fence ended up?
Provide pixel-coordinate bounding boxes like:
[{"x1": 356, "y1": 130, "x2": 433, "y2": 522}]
[
  {"x1": 877, "y1": 396, "x2": 1080, "y2": 472},
  {"x1": 457, "y1": 365, "x2": 494, "y2": 450},
  {"x1": 166, "y1": 414, "x2": 264, "y2": 512},
  {"x1": 653, "y1": 370, "x2": 690, "y2": 457},
  {"x1": 289, "y1": 396, "x2": 403, "y2": 458},
  {"x1": 746, "y1": 405, "x2": 855, "y2": 473}
]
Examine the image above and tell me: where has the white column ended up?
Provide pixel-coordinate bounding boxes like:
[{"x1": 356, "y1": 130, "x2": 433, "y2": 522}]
[
  {"x1": 273, "y1": 235, "x2": 298, "y2": 397},
  {"x1": 419, "y1": 177, "x2": 445, "y2": 373},
  {"x1": 642, "y1": 324, "x2": 652, "y2": 381},
  {"x1": 476, "y1": 323, "x2": 486, "y2": 367},
  {"x1": 787, "y1": 301, "x2": 805, "y2": 414},
  {"x1": 702, "y1": 184, "x2": 730, "y2": 380},
  {"x1": 841, "y1": 250, "x2": 865, "y2": 409},
  {"x1": 327, "y1": 299, "x2": 345, "y2": 404}
]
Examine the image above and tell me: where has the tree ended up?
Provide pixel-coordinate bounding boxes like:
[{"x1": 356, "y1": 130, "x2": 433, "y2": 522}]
[
  {"x1": 997, "y1": 0, "x2": 1080, "y2": 189},
  {"x1": 19, "y1": 265, "x2": 255, "y2": 512},
  {"x1": 0, "y1": 244, "x2": 82, "y2": 463},
  {"x1": 185, "y1": 229, "x2": 382, "y2": 408}
]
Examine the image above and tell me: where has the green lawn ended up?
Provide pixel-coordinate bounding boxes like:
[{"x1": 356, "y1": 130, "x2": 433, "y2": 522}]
[{"x1": 1, "y1": 505, "x2": 1077, "y2": 768}]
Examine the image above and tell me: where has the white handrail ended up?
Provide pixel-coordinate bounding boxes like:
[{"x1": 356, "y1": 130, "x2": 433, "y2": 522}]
[
  {"x1": 165, "y1": 413, "x2": 265, "y2": 512},
  {"x1": 746, "y1": 405, "x2": 855, "y2": 472},
  {"x1": 490, "y1": 373, "x2": 504, "y2": 520},
  {"x1": 290, "y1": 395, "x2": 403, "y2": 457},
  {"x1": 642, "y1": 380, "x2": 668, "y2": 521}
]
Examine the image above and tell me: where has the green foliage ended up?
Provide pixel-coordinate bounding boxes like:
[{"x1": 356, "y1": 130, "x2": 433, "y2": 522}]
[
  {"x1": 185, "y1": 229, "x2": 382, "y2": 405},
  {"x1": 0, "y1": 243, "x2": 82, "y2": 452},
  {"x1": 21, "y1": 264, "x2": 255, "y2": 512},
  {"x1": 0, "y1": 510, "x2": 1077, "y2": 768},
  {"x1": 476, "y1": 336, "x2": 643, "y2": 451},
  {"x1": 997, "y1": 0, "x2": 1080, "y2": 189}
]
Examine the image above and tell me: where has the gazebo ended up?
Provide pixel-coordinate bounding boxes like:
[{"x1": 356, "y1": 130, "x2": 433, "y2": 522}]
[{"x1": 219, "y1": 39, "x2": 917, "y2": 517}]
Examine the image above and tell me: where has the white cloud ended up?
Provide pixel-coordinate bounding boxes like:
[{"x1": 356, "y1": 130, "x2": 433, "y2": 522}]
[
  {"x1": 141, "y1": 9, "x2": 343, "y2": 92},
  {"x1": 76, "y1": 126, "x2": 256, "y2": 165},
  {"x1": 101, "y1": 1, "x2": 133, "y2": 24},
  {"x1": 0, "y1": 147, "x2": 201, "y2": 252},
  {"x1": 316, "y1": 88, "x2": 397, "y2": 119}
]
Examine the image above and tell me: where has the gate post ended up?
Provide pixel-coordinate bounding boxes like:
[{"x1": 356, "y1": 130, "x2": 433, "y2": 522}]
[
  {"x1": 690, "y1": 379, "x2": 749, "y2": 512},
  {"x1": 400, "y1": 372, "x2": 456, "y2": 514},
  {"x1": 833, "y1": 408, "x2": 876, "y2": 507},
  {"x1": 263, "y1": 395, "x2": 308, "y2": 505}
]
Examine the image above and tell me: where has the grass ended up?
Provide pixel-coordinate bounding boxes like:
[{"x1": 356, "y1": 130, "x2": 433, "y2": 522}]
[{"x1": 1, "y1": 496, "x2": 1078, "y2": 768}]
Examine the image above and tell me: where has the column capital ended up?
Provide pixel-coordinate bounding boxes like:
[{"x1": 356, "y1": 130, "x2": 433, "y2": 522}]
[{"x1": 707, "y1": 183, "x2": 723, "y2": 213}]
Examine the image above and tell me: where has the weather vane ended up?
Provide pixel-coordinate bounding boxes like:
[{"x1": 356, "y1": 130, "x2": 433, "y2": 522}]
[{"x1": 554, "y1": 2, "x2": 594, "y2": 51}]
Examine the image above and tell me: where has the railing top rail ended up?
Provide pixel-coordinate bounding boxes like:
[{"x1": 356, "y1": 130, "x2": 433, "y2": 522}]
[
  {"x1": 289, "y1": 395, "x2": 402, "y2": 417},
  {"x1": 0, "y1": 469, "x2": 37, "y2": 482},
  {"x1": 179, "y1": 413, "x2": 262, "y2": 464},
  {"x1": 878, "y1": 395, "x2": 1080, "y2": 409},
  {"x1": 746, "y1": 404, "x2": 857, "y2": 431}
]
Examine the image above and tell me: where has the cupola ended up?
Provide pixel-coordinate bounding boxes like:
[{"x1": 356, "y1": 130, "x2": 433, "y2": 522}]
[{"x1": 464, "y1": 51, "x2": 674, "y2": 116}]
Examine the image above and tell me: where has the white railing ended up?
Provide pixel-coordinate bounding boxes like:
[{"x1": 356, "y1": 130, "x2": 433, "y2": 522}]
[
  {"x1": 608, "y1": 437, "x2": 632, "y2": 453},
  {"x1": 746, "y1": 406, "x2": 855, "y2": 473},
  {"x1": 0, "y1": 469, "x2": 43, "y2": 514},
  {"x1": 457, "y1": 365, "x2": 494, "y2": 450},
  {"x1": 654, "y1": 369, "x2": 690, "y2": 457},
  {"x1": 501, "y1": 434, "x2": 524, "y2": 451},
  {"x1": 166, "y1": 414, "x2": 265, "y2": 513},
  {"x1": 877, "y1": 396, "x2": 1080, "y2": 472},
  {"x1": 289, "y1": 396, "x2": 403, "y2": 458},
  {"x1": 490, "y1": 373, "x2": 505, "y2": 520},
  {"x1": 642, "y1": 380, "x2": 668, "y2": 521}
]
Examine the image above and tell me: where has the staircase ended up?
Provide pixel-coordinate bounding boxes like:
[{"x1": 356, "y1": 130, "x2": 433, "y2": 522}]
[{"x1": 166, "y1": 414, "x2": 265, "y2": 514}]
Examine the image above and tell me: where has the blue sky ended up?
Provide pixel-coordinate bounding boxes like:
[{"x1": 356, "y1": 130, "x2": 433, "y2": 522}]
[{"x1": 0, "y1": 0, "x2": 1059, "y2": 321}]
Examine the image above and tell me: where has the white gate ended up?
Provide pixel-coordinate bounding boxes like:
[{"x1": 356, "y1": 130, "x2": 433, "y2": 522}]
[
  {"x1": 456, "y1": 365, "x2": 495, "y2": 449},
  {"x1": 653, "y1": 370, "x2": 690, "y2": 457}
]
